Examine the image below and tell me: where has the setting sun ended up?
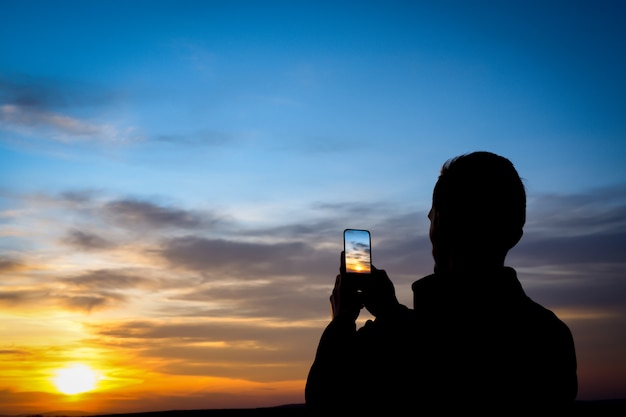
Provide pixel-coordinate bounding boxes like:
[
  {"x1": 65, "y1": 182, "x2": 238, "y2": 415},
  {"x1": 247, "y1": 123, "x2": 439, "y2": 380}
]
[{"x1": 53, "y1": 364, "x2": 98, "y2": 395}]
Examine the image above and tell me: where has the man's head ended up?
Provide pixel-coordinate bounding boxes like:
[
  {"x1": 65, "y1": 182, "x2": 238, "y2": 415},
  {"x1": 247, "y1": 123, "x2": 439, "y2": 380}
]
[{"x1": 429, "y1": 151, "x2": 526, "y2": 273}]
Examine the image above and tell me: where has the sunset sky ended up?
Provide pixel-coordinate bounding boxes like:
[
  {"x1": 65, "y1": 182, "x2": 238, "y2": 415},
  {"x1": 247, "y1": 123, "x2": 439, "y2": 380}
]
[{"x1": 1, "y1": 0, "x2": 625, "y2": 414}]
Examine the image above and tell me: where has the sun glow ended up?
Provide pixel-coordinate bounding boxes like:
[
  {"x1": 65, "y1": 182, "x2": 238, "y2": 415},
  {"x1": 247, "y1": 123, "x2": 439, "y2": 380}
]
[{"x1": 53, "y1": 364, "x2": 99, "y2": 395}]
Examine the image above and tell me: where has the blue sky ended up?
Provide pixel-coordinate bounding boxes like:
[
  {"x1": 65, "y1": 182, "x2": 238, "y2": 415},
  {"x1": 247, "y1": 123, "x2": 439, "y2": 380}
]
[{"x1": 1, "y1": 1, "x2": 625, "y2": 413}]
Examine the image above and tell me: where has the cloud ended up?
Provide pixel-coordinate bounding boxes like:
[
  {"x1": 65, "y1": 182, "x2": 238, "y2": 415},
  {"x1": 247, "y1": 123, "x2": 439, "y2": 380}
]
[
  {"x1": 157, "y1": 235, "x2": 329, "y2": 278},
  {"x1": 518, "y1": 231, "x2": 626, "y2": 266},
  {"x1": 0, "y1": 73, "x2": 137, "y2": 143},
  {"x1": 166, "y1": 279, "x2": 329, "y2": 321},
  {"x1": 154, "y1": 130, "x2": 237, "y2": 147},
  {"x1": 0, "y1": 348, "x2": 30, "y2": 356},
  {"x1": 85, "y1": 319, "x2": 320, "y2": 381},
  {"x1": 0, "y1": 389, "x2": 64, "y2": 416},
  {"x1": 0, "y1": 289, "x2": 49, "y2": 307},
  {"x1": 13, "y1": 188, "x2": 100, "y2": 211},
  {"x1": 64, "y1": 269, "x2": 156, "y2": 291},
  {"x1": 0, "y1": 265, "x2": 153, "y2": 313},
  {"x1": 0, "y1": 73, "x2": 117, "y2": 110},
  {"x1": 0, "y1": 287, "x2": 126, "y2": 313},
  {"x1": 1, "y1": 103, "x2": 99, "y2": 135},
  {"x1": 61, "y1": 228, "x2": 114, "y2": 250},
  {"x1": 525, "y1": 184, "x2": 626, "y2": 237},
  {"x1": 102, "y1": 199, "x2": 217, "y2": 231},
  {"x1": 0, "y1": 104, "x2": 136, "y2": 143},
  {"x1": 515, "y1": 185, "x2": 626, "y2": 269},
  {"x1": 58, "y1": 189, "x2": 98, "y2": 203},
  {"x1": 9, "y1": 191, "x2": 231, "y2": 242},
  {"x1": 54, "y1": 268, "x2": 167, "y2": 312},
  {"x1": 0, "y1": 256, "x2": 28, "y2": 272},
  {"x1": 59, "y1": 293, "x2": 125, "y2": 313}
]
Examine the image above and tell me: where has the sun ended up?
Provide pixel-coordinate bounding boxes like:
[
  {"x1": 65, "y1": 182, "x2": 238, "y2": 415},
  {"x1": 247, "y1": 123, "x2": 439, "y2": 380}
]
[{"x1": 53, "y1": 364, "x2": 98, "y2": 395}]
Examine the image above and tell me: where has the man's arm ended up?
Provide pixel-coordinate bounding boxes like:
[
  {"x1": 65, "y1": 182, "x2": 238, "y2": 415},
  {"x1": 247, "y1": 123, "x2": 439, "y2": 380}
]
[
  {"x1": 305, "y1": 315, "x2": 359, "y2": 413},
  {"x1": 305, "y1": 262, "x2": 410, "y2": 413}
]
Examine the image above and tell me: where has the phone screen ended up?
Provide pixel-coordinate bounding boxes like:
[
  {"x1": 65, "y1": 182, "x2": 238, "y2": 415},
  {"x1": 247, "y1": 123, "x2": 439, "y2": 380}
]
[{"x1": 343, "y1": 229, "x2": 371, "y2": 274}]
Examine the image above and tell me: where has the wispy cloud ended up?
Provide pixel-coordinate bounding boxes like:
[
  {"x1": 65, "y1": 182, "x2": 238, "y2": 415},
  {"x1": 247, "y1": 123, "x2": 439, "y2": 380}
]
[
  {"x1": 0, "y1": 74, "x2": 117, "y2": 110},
  {"x1": 85, "y1": 319, "x2": 318, "y2": 381},
  {"x1": 516, "y1": 185, "x2": 626, "y2": 268},
  {"x1": 64, "y1": 269, "x2": 157, "y2": 291},
  {"x1": 0, "y1": 289, "x2": 50, "y2": 307},
  {"x1": 0, "y1": 104, "x2": 137, "y2": 143},
  {"x1": 0, "y1": 256, "x2": 28, "y2": 272},
  {"x1": 525, "y1": 184, "x2": 626, "y2": 237},
  {"x1": 0, "y1": 285, "x2": 127, "y2": 313},
  {"x1": 0, "y1": 74, "x2": 137, "y2": 144},
  {"x1": 59, "y1": 292, "x2": 126, "y2": 313},
  {"x1": 102, "y1": 199, "x2": 214, "y2": 230},
  {"x1": 154, "y1": 130, "x2": 238, "y2": 147},
  {"x1": 157, "y1": 235, "x2": 320, "y2": 276},
  {"x1": 62, "y1": 228, "x2": 114, "y2": 250}
]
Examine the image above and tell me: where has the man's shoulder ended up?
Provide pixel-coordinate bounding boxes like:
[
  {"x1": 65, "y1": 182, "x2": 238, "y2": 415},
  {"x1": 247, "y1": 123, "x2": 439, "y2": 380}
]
[
  {"x1": 411, "y1": 273, "x2": 438, "y2": 291},
  {"x1": 521, "y1": 296, "x2": 573, "y2": 333}
]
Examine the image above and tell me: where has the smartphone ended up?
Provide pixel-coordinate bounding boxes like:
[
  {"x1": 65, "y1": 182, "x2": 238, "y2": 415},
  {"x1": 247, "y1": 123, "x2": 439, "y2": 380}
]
[{"x1": 343, "y1": 229, "x2": 372, "y2": 274}]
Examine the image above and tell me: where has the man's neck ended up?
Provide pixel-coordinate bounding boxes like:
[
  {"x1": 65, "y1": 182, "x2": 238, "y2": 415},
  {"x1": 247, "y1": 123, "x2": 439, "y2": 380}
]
[{"x1": 438, "y1": 257, "x2": 506, "y2": 276}]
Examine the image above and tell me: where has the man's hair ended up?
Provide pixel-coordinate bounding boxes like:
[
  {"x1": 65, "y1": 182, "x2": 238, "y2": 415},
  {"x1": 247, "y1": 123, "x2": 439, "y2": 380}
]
[{"x1": 432, "y1": 151, "x2": 526, "y2": 251}]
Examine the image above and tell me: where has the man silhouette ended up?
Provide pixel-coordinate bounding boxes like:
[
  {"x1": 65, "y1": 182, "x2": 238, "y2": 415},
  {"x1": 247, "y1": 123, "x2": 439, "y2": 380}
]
[{"x1": 305, "y1": 151, "x2": 577, "y2": 413}]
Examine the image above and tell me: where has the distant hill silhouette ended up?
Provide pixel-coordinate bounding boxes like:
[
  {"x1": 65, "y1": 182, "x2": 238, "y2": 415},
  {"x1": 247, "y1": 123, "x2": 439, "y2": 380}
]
[
  {"x1": 11, "y1": 400, "x2": 626, "y2": 417},
  {"x1": 88, "y1": 404, "x2": 307, "y2": 417}
]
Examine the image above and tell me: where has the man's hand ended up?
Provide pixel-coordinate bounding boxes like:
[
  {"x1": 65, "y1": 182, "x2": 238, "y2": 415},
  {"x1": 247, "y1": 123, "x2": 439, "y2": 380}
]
[
  {"x1": 330, "y1": 252, "x2": 363, "y2": 320},
  {"x1": 329, "y1": 252, "x2": 401, "y2": 321},
  {"x1": 360, "y1": 265, "x2": 401, "y2": 319}
]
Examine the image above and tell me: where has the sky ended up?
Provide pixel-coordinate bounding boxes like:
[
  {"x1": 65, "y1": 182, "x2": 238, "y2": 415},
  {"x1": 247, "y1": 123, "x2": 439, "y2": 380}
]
[{"x1": 1, "y1": 0, "x2": 625, "y2": 414}]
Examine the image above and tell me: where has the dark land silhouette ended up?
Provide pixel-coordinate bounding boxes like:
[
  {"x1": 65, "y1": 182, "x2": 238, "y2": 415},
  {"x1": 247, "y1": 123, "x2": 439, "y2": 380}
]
[{"x1": 19, "y1": 399, "x2": 626, "y2": 417}]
